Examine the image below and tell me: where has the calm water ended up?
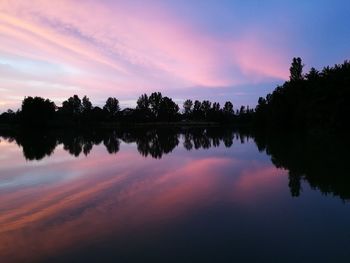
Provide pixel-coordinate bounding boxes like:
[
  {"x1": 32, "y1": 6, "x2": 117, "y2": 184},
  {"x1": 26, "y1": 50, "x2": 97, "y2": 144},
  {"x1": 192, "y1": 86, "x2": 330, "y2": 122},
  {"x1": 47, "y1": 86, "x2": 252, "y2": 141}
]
[{"x1": 0, "y1": 128, "x2": 349, "y2": 263}]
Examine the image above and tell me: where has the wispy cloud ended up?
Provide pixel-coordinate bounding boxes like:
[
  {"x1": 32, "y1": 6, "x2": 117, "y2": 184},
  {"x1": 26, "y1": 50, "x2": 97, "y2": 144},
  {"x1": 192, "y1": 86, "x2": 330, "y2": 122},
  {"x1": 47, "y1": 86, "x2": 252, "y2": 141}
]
[{"x1": 0, "y1": 0, "x2": 292, "y2": 110}]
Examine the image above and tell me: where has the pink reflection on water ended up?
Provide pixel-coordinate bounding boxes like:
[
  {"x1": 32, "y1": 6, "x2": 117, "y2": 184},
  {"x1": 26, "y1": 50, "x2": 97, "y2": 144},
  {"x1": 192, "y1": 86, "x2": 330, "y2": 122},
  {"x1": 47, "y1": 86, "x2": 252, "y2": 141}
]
[
  {"x1": 0, "y1": 140, "x2": 285, "y2": 262},
  {"x1": 232, "y1": 164, "x2": 288, "y2": 202}
]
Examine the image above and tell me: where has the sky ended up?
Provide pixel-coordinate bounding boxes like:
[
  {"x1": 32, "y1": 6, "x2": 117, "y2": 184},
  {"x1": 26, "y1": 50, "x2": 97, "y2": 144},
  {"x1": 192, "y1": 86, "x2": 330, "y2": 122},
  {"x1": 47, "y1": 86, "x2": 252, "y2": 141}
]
[{"x1": 0, "y1": 0, "x2": 349, "y2": 111}]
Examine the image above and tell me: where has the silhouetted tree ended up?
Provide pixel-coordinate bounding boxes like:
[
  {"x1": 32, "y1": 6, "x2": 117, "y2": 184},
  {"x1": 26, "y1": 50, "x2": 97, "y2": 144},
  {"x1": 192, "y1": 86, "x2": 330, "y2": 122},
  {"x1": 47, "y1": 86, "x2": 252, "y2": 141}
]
[
  {"x1": 207, "y1": 102, "x2": 221, "y2": 121},
  {"x1": 255, "y1": 59, "x2": 350, "y2": 130},
  {"x1": 239, "y1": 106, "x2": 245, "y2": 115},
  {"x1": 201, "y1": 100, "x2": 211, "y2": 118},
  {"x1": 134, "y1": 93, "x2": 154, "y2": 122},
  {"x1": 62, "y1": 95, "x2": 82, "y2": 116},
  {"x1": 90, "y1": 106, "x2": 105, "y2": 122},
  {"x1": 212, "y1": 102, "x2": 220, "y2": 112},
  {"x1": 183, "y1": 99, "x2": 193, "y2": 116},
  {"x1": 82, "y1": 96, "x2": 92, "y2": 113},
  {"x1": 21, "y1": 96, "x2": 56, "y2": 126},
  {"x1": 0, "y1": 109, "x2": 18, "y2": 124},
  {"x1": 192, "y1": 100, "x2": 202, "y2": 120},
  {"x1": 158, "y1": 97, "x2": 179, "y2": 121},
  {"x1": 305, "y1": 67, "x2": 320, "y2": 81},
  {"x1": 103, "y1": 97, "x2": 120, "y2": 117},
  {"x1": 7, "y1": 57, "x2": 350, "y2": 129},
  {"x1": 289, "y1": 57, "x2": 304, "y2": 81},
  {"x1": 149, "y1": 92, "x2": 163, "y2": 118},
  {"x1": 223, "y1": 101, "x2": 233, "y2": 114},
  {"x1": 136, "y1": 94, "x2": 149, "y2": 110}
]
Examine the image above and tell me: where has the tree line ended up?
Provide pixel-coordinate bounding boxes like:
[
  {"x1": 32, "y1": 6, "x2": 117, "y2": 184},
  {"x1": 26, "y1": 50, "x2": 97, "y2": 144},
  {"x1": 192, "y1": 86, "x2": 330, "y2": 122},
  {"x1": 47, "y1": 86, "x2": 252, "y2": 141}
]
[
  {"x1": 0, "y1": 92, "x2": 253, "y2": 127},
  {"x1": 252, "y1": 129, "x2": 350, "y2": 200},
  {"x1": 1, "y1": 57, "x2": 349, "y2": 130},
  {"x1": 255, "y1": 58, "x2": 350, "y2": 130},
  {"x1": 0, "y1": 127, "x2": 247, "y2": 160},
  {"x1": 2, "y1": 125, "x2": 349, "y2": 200}
]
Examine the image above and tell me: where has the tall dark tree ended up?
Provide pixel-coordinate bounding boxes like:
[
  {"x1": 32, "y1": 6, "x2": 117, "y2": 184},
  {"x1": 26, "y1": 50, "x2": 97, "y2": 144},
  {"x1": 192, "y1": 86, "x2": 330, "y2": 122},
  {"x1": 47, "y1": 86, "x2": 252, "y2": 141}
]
[
  {"x1": 21, "y1": 96, "x2": 56, "y2": 126},
  {"x1": 149, "y1": 92, "x2": 163, "y2": 117},
  {"x1": 103, "y1": 97, "x2": 120, "y2": 116},
  {"x1": 183, "y1": 99, "x2": 193, "y2": 115},
  {"x1": 158, "y1": 96, "x2": 179, "y2": 121},
  {"x1": 192, "y1": 100, "x2": 202, "y2": 120},
  {"x1": 239, "y1": 105, "x2": 245, "y2": 115},
  {"x1": 201, "y1": 100, "x2": 211, "y2": 118},
  {"x1": 62, "y1": 95, "x2": 82, "y2": 116},
  {"x1": 82, "y1": 96, "x2": 93, "y2": 113},
  {"x1": 212, "y1": 102, "x2": 220, "y2": 112},
  {"x1": 289, "y1": 57, "x2": 304, "y2": 81},
  {"x1": 223, "y1": 101, "x2": 234, "y2": 114},
  {"x1": 305, "y1": 67, "x2": 320, "y2": 81},
  {"x1": 193, "y1": 100, "x2": 201, "y2": 111},
  {"x1": 136, "y1": 94, "x2": 149, "y2": 110},
  {"x1": 207, "y1": 102, "x2": 221, "y2": 121}
]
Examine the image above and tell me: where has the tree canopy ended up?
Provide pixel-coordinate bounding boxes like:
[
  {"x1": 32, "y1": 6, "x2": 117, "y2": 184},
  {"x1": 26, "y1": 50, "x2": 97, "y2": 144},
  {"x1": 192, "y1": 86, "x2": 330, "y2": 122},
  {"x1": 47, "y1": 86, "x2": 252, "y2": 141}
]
[
  {"x1": 21, "y1": 96, "x2": 56, "y2": 126},
  {"x1": 1, "y1": 57, "x2": 349, "y2": 131},
  {"x1": 255, "y1": 58, "x2": 350, "y2": 130}
]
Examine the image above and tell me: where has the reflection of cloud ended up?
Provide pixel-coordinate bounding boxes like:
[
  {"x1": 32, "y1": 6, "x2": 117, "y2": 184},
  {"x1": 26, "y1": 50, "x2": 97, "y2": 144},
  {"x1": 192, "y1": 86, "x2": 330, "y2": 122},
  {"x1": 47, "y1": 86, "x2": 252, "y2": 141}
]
[
  {"x1": 0, "y1": 0, "x2": 291, "y2": 110},
  {"x1": 0, "y1": 157, "x2": 229, "y2": 232},
  {"x1": 0, "y1": 136, "x2": 288, "y2": 262},
  {"x1": 232, "y1": 164, "x2": 288, "y2": 202},
  {"x1": 0, "y1": 144, "x2": 234, "y2": 262}
]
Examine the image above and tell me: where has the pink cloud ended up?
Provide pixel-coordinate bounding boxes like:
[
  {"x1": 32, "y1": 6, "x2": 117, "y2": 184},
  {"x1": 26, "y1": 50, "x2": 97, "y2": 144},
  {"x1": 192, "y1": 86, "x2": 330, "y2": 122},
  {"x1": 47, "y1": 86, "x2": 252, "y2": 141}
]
[
  {"x1": 230, "y1": 34, "x2": 290, "y2": 81},
  {"x1": 0, "y1": 1, "x2": 225, "y2": 84},
  {"x1": 0, "y1": 0, "x2": 292, "y2": 111}
]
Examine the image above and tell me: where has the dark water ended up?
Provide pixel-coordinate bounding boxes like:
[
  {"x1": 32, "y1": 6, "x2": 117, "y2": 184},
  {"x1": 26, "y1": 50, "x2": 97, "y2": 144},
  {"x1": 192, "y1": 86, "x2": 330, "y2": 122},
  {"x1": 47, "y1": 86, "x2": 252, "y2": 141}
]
[{"x1": 0, "y1": 127, "x2": 349, "y2": 263}]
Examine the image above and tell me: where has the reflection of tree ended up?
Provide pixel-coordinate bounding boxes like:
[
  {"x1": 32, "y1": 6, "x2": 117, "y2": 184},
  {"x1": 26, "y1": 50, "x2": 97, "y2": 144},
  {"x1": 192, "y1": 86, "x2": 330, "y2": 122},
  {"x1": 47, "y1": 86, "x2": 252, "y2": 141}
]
[
  {"x1": 104, "y1": 131, "x2": 120, "y2": 154},
  {"x1": 15, "y1": 131, "x2": 57, "y2": 161},
  {"x1": 0, "y1": 126, "x2": 241, "y2": 161},
  {"x1": 59, "y1": 130, "x2": 104, "y2": 157},
  {"x1": 83, "y1": 141, "x2": 93, "y2": 156},
  {"x1": 223, "y1": 130, "x2": 234, "y2": 147},
  {"x1": 182, "y1": 127, "x2": 237, "y2": 151},
  {"x1": 135, "y1": 129, "x2": 179, "y2": 159},
  {"x1": 183, "y1": 133, "x2": 193, "y2": 151},
  {"x1": 253, "y1": 130, "x2": 350, "y2": 200},
  {"x1": 288, "y1": 172, "x2": 302, "y2": 197},
  {"x1": 2, "y1": 127, "x2": 349, "y2": 202},
  {"x1": 63, "y1": 136, "x2": 83, "y2": 157}
]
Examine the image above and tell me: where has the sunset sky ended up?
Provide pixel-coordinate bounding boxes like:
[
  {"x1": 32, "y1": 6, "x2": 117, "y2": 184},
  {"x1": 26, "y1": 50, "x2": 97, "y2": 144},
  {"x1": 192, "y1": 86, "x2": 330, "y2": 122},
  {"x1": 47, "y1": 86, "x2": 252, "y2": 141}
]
[{"x1": 0, "y1": 0, "x2": 349, "y2": 111}]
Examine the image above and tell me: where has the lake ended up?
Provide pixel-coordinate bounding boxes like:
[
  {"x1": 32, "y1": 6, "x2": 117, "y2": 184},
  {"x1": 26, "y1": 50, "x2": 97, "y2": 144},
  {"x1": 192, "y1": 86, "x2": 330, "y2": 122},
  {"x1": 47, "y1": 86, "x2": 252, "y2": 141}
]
[{"x1": 0, "y1": 127, "x2": 349, "y2": 262}]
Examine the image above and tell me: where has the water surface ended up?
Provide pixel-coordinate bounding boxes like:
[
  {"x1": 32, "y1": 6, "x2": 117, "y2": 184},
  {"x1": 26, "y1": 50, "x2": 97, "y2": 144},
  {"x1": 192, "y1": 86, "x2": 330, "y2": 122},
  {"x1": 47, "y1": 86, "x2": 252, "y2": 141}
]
[{"x1": 0, "y1": 128, "x2": 349, "y2": 262}]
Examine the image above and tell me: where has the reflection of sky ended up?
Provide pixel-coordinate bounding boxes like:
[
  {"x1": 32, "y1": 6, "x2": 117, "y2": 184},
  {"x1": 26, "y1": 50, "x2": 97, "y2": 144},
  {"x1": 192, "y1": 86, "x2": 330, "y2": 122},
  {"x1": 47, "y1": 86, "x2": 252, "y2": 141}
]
[
  {"x1": 0, "y1": 1, "x2": 350, "y2": 111},
  {"x1": 1, "y1": 137, "x2": 350, "y2": 262}
]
